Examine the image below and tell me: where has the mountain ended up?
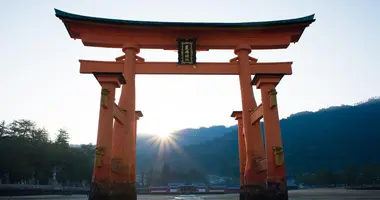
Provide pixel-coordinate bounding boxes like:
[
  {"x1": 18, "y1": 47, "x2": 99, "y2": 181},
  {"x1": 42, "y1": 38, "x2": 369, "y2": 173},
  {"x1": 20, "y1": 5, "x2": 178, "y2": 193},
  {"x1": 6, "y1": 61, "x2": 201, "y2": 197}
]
[
  {"x1": 1, "y1": 98, "x2": 379, "y2": 185},
  {"x1": 136, "y1": 98, "x2": 380, "y2": 176},
  {"x1": 135, "y1": 125, "x2": 235, "y2": 171}
]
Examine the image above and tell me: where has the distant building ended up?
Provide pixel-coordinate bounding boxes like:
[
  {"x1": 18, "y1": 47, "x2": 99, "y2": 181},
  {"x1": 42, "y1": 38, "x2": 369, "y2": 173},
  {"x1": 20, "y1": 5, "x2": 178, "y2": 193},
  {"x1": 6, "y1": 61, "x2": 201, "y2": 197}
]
[
  {"x1": 208, "y1": 185, "x2": 225, "y2": 193},
  {"x1": 147, "y1": 181, "x2": 240, "y2": 194},
  {"x1": 149, "y1": 186, "x2": 168, "y2": 193},
  {"x1": 168, "y1": 181, "x2": 185, "y2": 193}
]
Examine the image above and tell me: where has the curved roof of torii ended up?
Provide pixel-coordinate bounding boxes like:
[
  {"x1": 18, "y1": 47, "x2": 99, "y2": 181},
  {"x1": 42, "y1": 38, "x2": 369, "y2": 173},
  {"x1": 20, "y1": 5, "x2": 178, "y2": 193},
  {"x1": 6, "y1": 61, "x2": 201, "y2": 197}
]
[
  {"x1": 55, "y1": 9, "x2": 314, "y2": 29},
  {"x1": 55, "y1": 9, "x2": 315, "y2": 50}
]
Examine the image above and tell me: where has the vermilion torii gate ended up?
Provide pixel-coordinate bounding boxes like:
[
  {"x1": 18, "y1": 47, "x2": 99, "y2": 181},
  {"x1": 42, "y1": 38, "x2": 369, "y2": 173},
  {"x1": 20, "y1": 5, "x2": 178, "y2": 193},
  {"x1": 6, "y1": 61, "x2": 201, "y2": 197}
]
[{"x1": 55, "y1": 9, "x2": 314, "y2": 200}]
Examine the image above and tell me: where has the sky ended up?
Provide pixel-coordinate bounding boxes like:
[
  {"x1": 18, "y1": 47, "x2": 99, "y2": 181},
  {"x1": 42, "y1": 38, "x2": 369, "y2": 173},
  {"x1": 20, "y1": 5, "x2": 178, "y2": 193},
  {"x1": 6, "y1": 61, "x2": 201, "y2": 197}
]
[{"x1": 0, "y1": 0, "x2": 379, "y2": 144}]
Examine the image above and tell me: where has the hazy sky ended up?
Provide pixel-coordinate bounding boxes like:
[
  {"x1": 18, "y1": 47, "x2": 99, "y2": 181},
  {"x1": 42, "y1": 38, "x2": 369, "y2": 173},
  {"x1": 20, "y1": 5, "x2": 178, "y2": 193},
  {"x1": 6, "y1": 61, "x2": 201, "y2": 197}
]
[{"x1": 1, "y1": 0, "x2": 379, "y2": 144}]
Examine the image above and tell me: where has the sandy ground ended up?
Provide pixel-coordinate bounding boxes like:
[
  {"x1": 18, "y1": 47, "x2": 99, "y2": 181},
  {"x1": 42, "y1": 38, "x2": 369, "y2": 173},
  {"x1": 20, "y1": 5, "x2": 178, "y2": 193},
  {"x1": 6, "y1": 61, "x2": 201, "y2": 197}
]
[{"x1": 0, "y1": 188, "x2": 380, "y2": 199}]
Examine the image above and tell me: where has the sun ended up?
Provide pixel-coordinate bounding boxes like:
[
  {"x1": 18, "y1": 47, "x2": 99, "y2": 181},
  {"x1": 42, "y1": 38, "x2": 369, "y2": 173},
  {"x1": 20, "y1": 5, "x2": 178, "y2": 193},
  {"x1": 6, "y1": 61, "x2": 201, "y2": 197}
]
[
  {"x1": 158, "y1": 132, "x2": 170, "y2": 139},
  {"x1": 146, "y1": 131, "x2": 182, "y2": 158}
]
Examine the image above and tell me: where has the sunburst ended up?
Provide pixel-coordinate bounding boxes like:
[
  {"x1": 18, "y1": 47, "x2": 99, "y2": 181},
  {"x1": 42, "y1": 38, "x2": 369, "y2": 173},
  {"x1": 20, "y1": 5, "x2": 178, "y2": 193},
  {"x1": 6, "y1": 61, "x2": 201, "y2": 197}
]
[{"x1": 146, "y1": 132, "x2": 183, "y2": 159}]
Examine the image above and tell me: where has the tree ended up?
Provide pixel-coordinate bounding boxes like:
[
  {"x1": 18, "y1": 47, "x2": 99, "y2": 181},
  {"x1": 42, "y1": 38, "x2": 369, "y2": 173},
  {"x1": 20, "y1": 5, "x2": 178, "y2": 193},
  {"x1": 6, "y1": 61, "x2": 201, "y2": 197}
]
[
  {"x1": 31, "y1": 128, "x2": 49, "y2": 143},
  {"x1": 0, "y1": 119, "x2": 94, "y2": 185},
  {"x1": 186, "y1": 168, "x2": 207, "y2": 183},
  {"x1": 342, "y1": 166, "x2": 359, "y2": 186},
  {"x1": 0, "y1": 120, "x2": 8, "y2": 137},
  {"x1": 146, "y1": 169, "x2": 153, "y2": 186},
  {"x1": 362, "y1": 164, "x2": 379, "y2": 185},
  {"x1": 295, "y1": 173, "x2": 316, "y2": 186},
  {"x1": 8, "y1": 119, "x2": 36, "y2": 138},
  {"x1": 315, "y1": 169, "x2": 336, "y2": 186},
  {"x1": 55, "y1": 128, "x2": 70, "y2": 146}
]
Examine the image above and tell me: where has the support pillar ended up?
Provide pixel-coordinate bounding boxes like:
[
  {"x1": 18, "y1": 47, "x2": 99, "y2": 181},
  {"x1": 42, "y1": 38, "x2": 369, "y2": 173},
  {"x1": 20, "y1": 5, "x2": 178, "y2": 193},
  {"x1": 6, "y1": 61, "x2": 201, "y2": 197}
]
[
  {"x1": 131, "y1": 111, "x2": 143, "y2": 183},
  {"x1": 252, "y1": 74, "x2": 288, "y2": 200},
  {"x1": 110, "y1": 44, "x2": 139, "y2": 200},
  {"x1": 89, "y1": 73, "x2": 124, "y2": 200},
  {"x1": 231, "y1": 111, "x2": 246, "y2": 200},
  {"x1": 235, "y1": 45, "x2": 266, "y2": 199}
]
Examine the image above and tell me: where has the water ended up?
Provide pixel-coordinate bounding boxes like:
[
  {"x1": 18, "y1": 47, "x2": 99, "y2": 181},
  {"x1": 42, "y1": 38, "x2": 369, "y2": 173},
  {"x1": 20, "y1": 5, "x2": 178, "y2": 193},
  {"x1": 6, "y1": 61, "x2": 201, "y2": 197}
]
[{"x1": 1, "y1": 189, "x2": 380, "y2": 200}]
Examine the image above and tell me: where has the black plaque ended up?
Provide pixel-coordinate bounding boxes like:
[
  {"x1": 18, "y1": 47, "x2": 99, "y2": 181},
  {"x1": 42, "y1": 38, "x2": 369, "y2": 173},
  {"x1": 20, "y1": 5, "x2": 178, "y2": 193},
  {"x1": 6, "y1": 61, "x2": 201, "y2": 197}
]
[{"x1": 177, "y1": 38, "x2": 197, "y2": 65}]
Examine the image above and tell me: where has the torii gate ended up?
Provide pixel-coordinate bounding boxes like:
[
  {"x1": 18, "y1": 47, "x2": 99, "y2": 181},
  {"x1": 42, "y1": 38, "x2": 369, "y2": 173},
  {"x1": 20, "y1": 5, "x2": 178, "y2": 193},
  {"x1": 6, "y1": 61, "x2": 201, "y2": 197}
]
[{"x1": 55, "y1": 9, "x2": 314, "y2": 200}]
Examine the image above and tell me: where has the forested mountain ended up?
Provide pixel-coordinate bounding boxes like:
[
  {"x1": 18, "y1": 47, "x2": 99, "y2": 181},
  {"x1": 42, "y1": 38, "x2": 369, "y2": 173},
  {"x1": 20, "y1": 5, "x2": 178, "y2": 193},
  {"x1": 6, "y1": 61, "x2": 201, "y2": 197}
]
[
  {"x1": 135, "y1": 125, "x2": 236, "y2": 171},
  {"x1": 0, "y1": 98, "x2": 379, "y2": 186},
  {"x1": 137, "y1": 98, "x2": 380, "y2": 176}
]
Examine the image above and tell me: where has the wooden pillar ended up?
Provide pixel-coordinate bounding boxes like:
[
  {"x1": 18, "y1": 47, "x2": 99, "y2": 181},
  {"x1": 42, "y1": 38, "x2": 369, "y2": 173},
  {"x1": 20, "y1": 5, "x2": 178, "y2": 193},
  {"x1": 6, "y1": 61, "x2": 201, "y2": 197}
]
[
  {"x1": 110, "y1": 43, "x2": 139, "y2": 200},
  {"x1": 235, "y1": 45, "x2": 266, "y2": 198},
  {"x1": 89, "y1": 73, "x2": 123, "y2": 200},
  {"x1": 252, "y1": 74, "x2": 288, "y2": 200},
  {"x1": 131, "y1": 111, "x2": 143, "y2": 183},
  {"x1": 231, "y1": 111, "x2": 246, "y2": 186}
]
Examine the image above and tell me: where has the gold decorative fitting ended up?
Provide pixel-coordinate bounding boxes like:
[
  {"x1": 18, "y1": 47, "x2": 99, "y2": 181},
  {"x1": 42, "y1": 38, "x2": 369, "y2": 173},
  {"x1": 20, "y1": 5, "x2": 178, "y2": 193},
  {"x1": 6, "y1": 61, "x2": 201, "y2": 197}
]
[
  {"x1": 272, "y1": 146, "x2": 284, "y2": 167},
  {"x1": 111, "y1": 158, "x2": 122, "y2": 173},
  {"x1": 95, "y1": 147, "x2": 105, "y2": 168},
  {"x1": 255, "y1": 157, "x2": 267, "y2": 172},
  {"x1": 268, "y1": 88, "x2": 278, "y2": 108},
  {"x1": 100, "y1": 88, "x2": 110, "y2": 108}
]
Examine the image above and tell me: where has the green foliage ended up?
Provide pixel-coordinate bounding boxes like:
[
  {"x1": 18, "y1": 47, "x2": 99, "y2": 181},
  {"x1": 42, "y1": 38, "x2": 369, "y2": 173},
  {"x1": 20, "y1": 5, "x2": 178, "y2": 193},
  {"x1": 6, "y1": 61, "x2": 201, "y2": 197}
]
[
  {"x1": 294, "y1": 164, "x2": 380, "y2": 186},
  {"x1": 0, "y1": 120, "x2": 7, "y2": 138},
  {"x1": 0, "y1": 119, "x2": 93, "y2": 185},
  {"x1": 139, "y1": 98, "x2": 380, "y2": 186},
  {"x1": 1, "y1": 98, "x2": 380, "y2": 187},
  {"x1": 55, "y1": 128, "x2": 70, "y2": 147}
]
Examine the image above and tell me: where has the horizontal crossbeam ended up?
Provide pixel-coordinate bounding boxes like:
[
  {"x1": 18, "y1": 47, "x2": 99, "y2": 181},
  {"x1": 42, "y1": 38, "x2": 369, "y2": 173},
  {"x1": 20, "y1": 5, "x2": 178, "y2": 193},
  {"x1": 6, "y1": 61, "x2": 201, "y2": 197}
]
[
  {"x1": 79, "y1": 60, "x2": 292, "y2": 75},
  {"x1": 113, "y1": 103, "x2": 126, "y2": 125},
  {"x1": 251, "y1": 104, "x2": 263, "y2": 124}
]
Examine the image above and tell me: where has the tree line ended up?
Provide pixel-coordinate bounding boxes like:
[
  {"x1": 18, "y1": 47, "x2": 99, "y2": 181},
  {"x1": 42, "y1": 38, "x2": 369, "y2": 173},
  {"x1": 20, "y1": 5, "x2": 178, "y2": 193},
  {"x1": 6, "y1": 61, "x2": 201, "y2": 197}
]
[
  {"x1": 0, "y1": 119, "x2": 94, "y2": 186},
  {"x1": 2, "y1": 106, "x2": 380, "y2": 188},
  {"x1": 294, "y1": 166, "x2": 380, "y2": 187},
  {"x1": 0, "y1": 119, "x2": 210, "y2": 187}
]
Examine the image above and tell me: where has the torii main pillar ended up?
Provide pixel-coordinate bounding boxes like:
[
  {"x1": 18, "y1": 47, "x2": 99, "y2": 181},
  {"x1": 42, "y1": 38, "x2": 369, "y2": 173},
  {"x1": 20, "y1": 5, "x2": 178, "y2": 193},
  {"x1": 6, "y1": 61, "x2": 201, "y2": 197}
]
[
  {"x1": 252, "y1": 74, "x2": 288, "y2": 200},
  {"x1": 235, "y1": 45, "x2": 266, "y2": 199},
  {"x1": 111, "y1": 43, "x2": 139, "y2": 200}
]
